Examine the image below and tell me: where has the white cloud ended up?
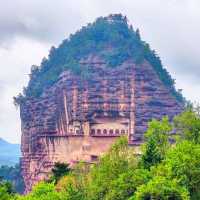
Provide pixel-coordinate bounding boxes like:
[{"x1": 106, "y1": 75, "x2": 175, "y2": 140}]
[{"x1": 0, "y1": 37, "x2": 50, "y2": 143}]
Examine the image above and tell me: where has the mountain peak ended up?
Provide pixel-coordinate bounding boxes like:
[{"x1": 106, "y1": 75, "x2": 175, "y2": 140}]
[
  {"x1": 18, "y1": 14, "x2": 184, "y2": 192},
  {"x1": 104, "y1": 13, "x2": 128, "y2": 23},
  {"x1": 14, "y1": 14, "x2": 184, "y2": 104}
]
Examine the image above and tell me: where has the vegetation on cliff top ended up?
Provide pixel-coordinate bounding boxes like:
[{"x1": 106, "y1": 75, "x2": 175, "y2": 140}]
[
  {"x1": 14, "y1": 14, "x2": 184, "y2": 105},
  {"x1": 2, "y1": 106, "x2": 200, "y2": 199}
]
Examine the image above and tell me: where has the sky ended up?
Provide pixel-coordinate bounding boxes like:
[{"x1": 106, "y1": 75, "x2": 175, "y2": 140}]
[{"x1": 0, "y1": 0, "x2": 200, "y2": 144}]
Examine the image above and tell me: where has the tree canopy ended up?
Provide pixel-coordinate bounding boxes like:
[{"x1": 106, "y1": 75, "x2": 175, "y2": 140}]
[{"x1": 3, "y1": 108, "x2": 199, "y2": 199}]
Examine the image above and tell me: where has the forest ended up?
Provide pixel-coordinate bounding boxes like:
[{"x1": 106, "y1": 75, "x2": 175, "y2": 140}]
[{"x1": 1, "y1": 105, "x2": 200, "y2": 200}]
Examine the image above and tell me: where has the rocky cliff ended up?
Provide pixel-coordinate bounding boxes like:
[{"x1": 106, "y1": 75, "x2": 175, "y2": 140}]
[{"x1": 18, "y1": 14, "x2": 184, "y2": 192}]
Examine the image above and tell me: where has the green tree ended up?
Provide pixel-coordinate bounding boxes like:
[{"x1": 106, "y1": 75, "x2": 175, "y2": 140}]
[
  {"x1": 0, "y1": 180, "x2": 14, "y2": 200},
  {"x1": 56, "y1": 175, "x2": 85, "y2": 200},
  {"x1": 132, "y1": 176, "x2": 189, "y2": 200},
  {"x1": 15, "y1": 182, "x2": 64, "y2": 200},
  {"x1": 164, "y1": 141, "x2": 200, "y2": 199},
  {"x1": 0, "y1": 186, "x2": 12, "y2": 200},
  {"x1": 140, "y1": 117, "x2": 172, "y2": 169},
  {"x1": 174, "y1": 110, "x2": 200, "y2": 144},
  {"x1": 50, "y1": 163, "x2": 71, "y2": 183},
  {"x1": 105, "y1": 169, "x2": 151, "y2": 200},
  {"x1": 86, "y1": 137, "x2": 137, "y2": 200}
]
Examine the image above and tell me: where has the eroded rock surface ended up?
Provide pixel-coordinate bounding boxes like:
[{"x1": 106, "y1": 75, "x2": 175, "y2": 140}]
[{"x1": 20, "y1": 56, "x2": 183, "y2": 192}]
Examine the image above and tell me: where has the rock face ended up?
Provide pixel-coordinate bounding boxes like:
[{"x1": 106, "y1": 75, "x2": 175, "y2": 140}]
[{"x1": 20, "y1": 55, "x2": 183, "y2": 192}]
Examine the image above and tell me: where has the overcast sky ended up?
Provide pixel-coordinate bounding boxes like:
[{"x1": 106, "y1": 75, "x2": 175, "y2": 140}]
[{"x1": 0, "y1": 0, "x2": 200, "y2": 143}]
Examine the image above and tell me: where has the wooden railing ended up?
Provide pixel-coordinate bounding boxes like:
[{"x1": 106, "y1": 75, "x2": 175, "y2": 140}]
[{"x1": 90, "y1": 129, "x2": 128, "y2": 137}]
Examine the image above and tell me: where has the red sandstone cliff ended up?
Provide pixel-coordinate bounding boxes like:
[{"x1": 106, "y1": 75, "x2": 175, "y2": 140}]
[
  {"x1": 17, "y1": 14, "x2": 184, "y2": 193},
  {"x1": 20, "y1": 55, "x2": 183, "y2": 192}
]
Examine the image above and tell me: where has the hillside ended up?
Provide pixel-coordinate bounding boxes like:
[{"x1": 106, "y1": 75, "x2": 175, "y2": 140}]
[
  {"x1": 0, "y1": 138, "x2": 20, "y2": 166},
  {"x1": 14, "y1": 14, "x2": 184, "y2": 105}
]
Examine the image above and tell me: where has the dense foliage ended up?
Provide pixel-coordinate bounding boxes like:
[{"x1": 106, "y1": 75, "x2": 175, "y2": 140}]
[
  {"x1": 2, "y1": 107, "x2": 200, "y2": 199},
  {"x1": 0, "y1": 178, "x2": 15, "y2": 200},
  {"x1": 49, "y1": 163, "x2": 71, "y2": 183},
  {"x1": 0, "y1": 164, "x2": 24, "y2": 193},
  {"x1": 14, "y1": 14, "x2": 184, "y2": 104}
]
